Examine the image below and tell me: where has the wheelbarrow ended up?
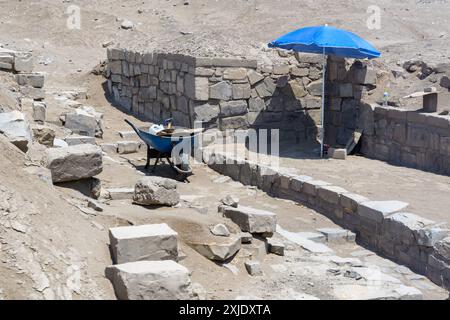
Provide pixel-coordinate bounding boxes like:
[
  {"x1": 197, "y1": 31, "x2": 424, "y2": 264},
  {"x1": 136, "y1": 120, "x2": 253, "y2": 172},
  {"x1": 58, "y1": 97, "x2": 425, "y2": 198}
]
[{"x1": 124, "y1": 119, "x2": 202, "y2": 180}]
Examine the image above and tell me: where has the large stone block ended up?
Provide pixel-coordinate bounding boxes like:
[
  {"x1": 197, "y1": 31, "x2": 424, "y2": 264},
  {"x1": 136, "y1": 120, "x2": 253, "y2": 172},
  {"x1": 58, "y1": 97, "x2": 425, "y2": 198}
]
[
  {"x1": 109, "y1": 223, "x2": 179, "y2": 264},
  {"x1": 232, "y1": 82, "x2": 251, "y2": 99},
  {"x1": 340, "y1": 193, "x2": 369, "y2": 213},
  {"x1": 209, "y1": 81, "x2": 232, "y2": 100},
  {"x1": 220, "y1": 205, "x2": 277, "y2": 234},
  {"x1": 0, "y1": 111, "x2": 32, "y2": 152},
  {"x1": 133, "y1": 176, "x2": 180, "y2": 206},
  {"x1": 223, "y1": 68, "x2": 247, "y2": 80},
  {"x1": 44, "y1": 144, "x2": 103, "y2": 182},
  {"x1": 14, "y1": 52, "x2": 33, "y2": 72},
  {"x1": 219, "y1": 100, "x2": 247, "y2": 117},
  {"x1": 105, "y1": 260, "x2": 191, "y2": 300},
  {"x1": 193, "y1": 103, "x2": 220, "y2": 123},
  {"x1": 357, "y1": 200, "x2": 409, "y2": 223},
  {"x1": 16, "y1": 73, "x2": 45, "y2": 88},
  {"x1": 185, "y1": 74, "x2": 209, "y2": 101},
  {"x1": 64, "y1": 109, "x2": 97, "y2": 137},
  {"x1": 302, "y1": 180, "x2": 331, "y2": 196},
  {"x1": 317, "y1": 185, "x2": 349, "y2": 204}
]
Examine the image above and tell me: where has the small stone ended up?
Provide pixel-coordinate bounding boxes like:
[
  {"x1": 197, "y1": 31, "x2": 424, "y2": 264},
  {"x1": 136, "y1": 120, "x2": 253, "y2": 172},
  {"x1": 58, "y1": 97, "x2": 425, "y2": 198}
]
[
  {"x1": 210, "y1": 224, "x2": 230, "y2": 237},
  {"x1": 240, "y1": 232, "x2": 253, "y2": 244},
  {"x1": 267, "y1": 239, "x2": 285, "y2": 256},
  {"x1": 220, "y1": 195, "x2": 239, "y2": 208},
  {"x1": 121, "y1": 20, "x2": 134, "y2": 29},
  {"x1": 244, "y1": 260, "x2": 263, "y2": 276}
]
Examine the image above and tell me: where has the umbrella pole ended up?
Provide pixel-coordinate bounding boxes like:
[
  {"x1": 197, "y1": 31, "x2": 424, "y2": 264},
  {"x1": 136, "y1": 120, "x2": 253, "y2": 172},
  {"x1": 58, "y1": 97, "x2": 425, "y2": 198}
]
[{"x1": 320, "y1": 49, "x2": 327, "y2": 158}]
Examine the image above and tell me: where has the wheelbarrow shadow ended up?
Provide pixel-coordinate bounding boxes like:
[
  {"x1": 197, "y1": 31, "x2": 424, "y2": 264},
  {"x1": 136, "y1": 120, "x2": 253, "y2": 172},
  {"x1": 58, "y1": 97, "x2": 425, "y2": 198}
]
[{"x1": 129, "y1": 160, "x2": 192, "y2": 182}]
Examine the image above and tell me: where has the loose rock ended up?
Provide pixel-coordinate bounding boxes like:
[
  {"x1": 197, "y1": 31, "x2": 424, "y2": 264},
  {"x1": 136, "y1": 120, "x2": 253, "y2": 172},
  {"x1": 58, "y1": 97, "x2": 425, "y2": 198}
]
[{"x1": 133, "y1": 176, "x2": 180, "y2": 206}]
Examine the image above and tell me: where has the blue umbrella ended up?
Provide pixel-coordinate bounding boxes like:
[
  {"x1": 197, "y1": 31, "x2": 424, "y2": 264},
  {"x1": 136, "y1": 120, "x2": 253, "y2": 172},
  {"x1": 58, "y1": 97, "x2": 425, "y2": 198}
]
[{"x1": 269, "y1": 25, "x2": 380, "y2": 157}]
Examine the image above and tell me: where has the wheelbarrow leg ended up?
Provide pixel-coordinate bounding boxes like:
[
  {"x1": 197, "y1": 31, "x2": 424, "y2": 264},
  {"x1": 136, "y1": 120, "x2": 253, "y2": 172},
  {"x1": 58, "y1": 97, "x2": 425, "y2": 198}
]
[
  {"x1": 145, "y1": 145, "x2": 151, "y2": 170},
  {"x1": 152, "y1": 152, "x2": 161, "y2": 173}
]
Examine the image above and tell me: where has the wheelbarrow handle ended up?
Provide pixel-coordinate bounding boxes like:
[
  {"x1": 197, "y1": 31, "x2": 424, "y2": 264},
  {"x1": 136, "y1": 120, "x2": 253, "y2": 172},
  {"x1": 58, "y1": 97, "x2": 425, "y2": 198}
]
[{"x1": 124, "y1": 119, "x2": 141, "y2": 136}]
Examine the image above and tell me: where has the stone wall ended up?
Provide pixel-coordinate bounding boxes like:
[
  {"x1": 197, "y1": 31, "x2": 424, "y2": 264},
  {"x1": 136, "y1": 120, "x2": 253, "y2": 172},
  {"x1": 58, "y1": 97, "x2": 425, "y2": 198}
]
[
  {"x1": 359, "y1": 104, "x2": 450, "y2": 175},
  {"x1": 324, "y1": 56, "x2": 378, "y2": 146},
  {"x1": 106, "y1": 48, "x2": 325, "y2": 141},
  {"x1": 201, "y1": 147, "x2": 450, "y2": 290}
]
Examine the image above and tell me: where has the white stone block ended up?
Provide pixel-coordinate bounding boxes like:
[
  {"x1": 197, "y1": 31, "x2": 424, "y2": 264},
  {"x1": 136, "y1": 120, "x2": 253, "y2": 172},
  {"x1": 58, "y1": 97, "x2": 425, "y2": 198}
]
[
  {"x1": 220, "y1": 205, "x2": 277, "y2": 234},
  {"x1": 109, "y1": 223, "x2": 178, "y2": 264},
  {"x1": 105, "y1": 260, "x2": 191, "y2": 300}
]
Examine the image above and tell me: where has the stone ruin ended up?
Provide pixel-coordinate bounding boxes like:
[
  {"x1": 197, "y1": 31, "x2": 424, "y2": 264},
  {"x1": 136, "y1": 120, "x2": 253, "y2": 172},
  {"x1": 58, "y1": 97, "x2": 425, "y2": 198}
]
[{"x1": 106, "y1": 48, "x2": 326, "y2": 142}]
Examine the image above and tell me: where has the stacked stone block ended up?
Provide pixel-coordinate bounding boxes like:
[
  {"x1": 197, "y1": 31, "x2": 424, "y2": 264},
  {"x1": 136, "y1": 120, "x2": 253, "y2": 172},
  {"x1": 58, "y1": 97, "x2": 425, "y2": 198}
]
[
  {"x1": 324, "y1": 56, "x2": 378, "y2": 147},
  {"x1": 357, "y1": 104, "x2": 450, "y2": 175},
  {"x1": 107, "y1": 48, "x2": 325, "y2": 141}
]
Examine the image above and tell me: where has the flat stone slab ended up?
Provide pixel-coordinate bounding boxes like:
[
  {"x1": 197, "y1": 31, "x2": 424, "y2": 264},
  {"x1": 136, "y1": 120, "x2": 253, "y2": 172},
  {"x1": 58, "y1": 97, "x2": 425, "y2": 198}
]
[
  {"x1": 64, "y1": 135, "x2": 96, "y2": 146},
  {"x1": 117, "y1": 140, "x2": 142, "y2": 154},
  {"x1": 220, "y1": 205, "x2": 277, "y2": 234},
  {"x1": 358, "y1": 200, "x2": 409, "y2": 223},
  {"x1": 276, "y1": 225, "x2": 333, "y2": 254},
  {"x1": 333, "y1": 284, "x2": 423, "y2": 300},
  {"x1": 317, "y1": 228, "x2": 356, "y2": 243},
  {"x1": 109, "y1": 223, "x2": 179, "y2": 264},
  {"x1": 295, "y1": 232, "x2": 326, "y2": 243},
  {"x1": 105, "y1": 260, "x2": 191, "y2": 300},
  {"x1": 118, "y1": 130, "x2": 138, "y2": 139},
  {"x1": 107, "y1": 187, "x2": 134, "y2": 200}
]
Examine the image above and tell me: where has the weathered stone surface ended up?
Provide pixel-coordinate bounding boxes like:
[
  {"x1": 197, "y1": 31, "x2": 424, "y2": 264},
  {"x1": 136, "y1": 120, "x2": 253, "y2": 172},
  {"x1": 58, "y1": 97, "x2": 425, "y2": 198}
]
[
  {"x1": 223, "y1": 68, "x2": 247, "y2": 80},
  {"x1": 44, "y1": 144, "x2": 103, "y2": 183},
  {"x1": 16, "y1": 73, "x2": 45, "y2": 88},
  {"x1": 247, "y1": 70, "x2": 264, "y2": 85},
  {"x1": 109, "y1": 223, "x2": 179, "y2": 264},
  {"x1": 245, "y1": 260, "x2": 263, "y2": 276},
  {"x1": 209, "y1": 81, "x2": 232, "y2": 100},
  {"x1": 117, "y1": 140, "x2": 142, "y2": 154},
  {"x1": 248, "y1": 97, "x2": 265, "y2": 112},
  {"x1": 302, "y1": 180, "x2": 331, "y2": 196},
  {"x1": 32, "y1": 102, "x2": 46, "y2": 123},
  {"x1": 340, "y1": 193, "x2": 369, "y2": 213},
  {"x1": 220, "y1": 205, "x2": 277, "y2": 234},
  {"x1": 358, "y1": 201, "x2": 409, "y2": 223},
  {"x1": 14, "y1": 52, "x2": 33, "y2": 72},
  {"x1": 106, "y1": 187, "x2": 134, "y2": 200},
  {"x1": 32, "y1": 124, "x2": 55, "y2": 147},
  {"x1": 118, "y1": 130, "x2": 138, "y2": 140},
  {"x1": 440, "y1": 75, "x2": 450, "y2": 89},
  {"x1": 0, "y1": 111, "x2": 32, "y2": 152},
  {"x1": 64, "y1": 108, "x2": 97, "y2": 137},
  {"x1": 317, "y1": 228, "x2": 355, "y2": 243},
  {"x1": 354, "y1": 67, "x2": 377, "y2": 85},
  {"x1": 220, "y1": 195, "x2": 239, "y2": 208},
  {"x1": 267, "y1": 238, "x2": 285, "y2": 256},
  {"x1": 105, "y1": 260, "x2": 191, "y2": 300},
  {"x1": 339, "y1": 83, "x2": 353, "y2": 98},
  {"x1": 185, "y1": 74, "x2": 209, "y2": 101},
  {"x1": 65, "y1": 135, "x2": 96, "y2": 146},
  {"x1": 277, "y1": 225, "x2": 333, "y2": 253},
  {"x1": 133, "y1": 176, "x2": 180, "y2": 206},
  {"x1": 255, "y1": 77, "x2": 276, "y2": 98},
  {"x1": 210, "y1": 224, "x2": 230, "y2": 237},
  {"x1": 328, "y1": 147, "x2": 347, "y2": 160},
  {"x1": 101, "y1": 143, "x2": 118, "y2": 154},
  {"x1": 232, "y1": 83, "x2": 251, "y2": 99},
  {"x1": 219, "y1": 100, "x2": 247, "y2": 117},
  {"x1": 317, "y1": 185, "x2": 349, "y2": 204},
  {"x1": 193, "y1": 103, "x2": 220, "y2": 123},
  {"x1": 219, "y1": 115, "x2": 248, "y2": 130},
  {"x1": 306, "y1": 80, "x2": 323, "y2": 96},
  {"x1": 188, "y1": 235, "x2": 241, "y2": 261}
]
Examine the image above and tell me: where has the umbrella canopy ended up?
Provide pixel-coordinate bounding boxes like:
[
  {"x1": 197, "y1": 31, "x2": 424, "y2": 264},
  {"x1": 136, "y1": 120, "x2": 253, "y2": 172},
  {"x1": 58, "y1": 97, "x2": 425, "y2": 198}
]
[
  {"x1": 268, "y1": 25, "x2": 380, "y2": 158},
  {"x1": 268, "y1": 25, "x2": 380, "y2": 59}
]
